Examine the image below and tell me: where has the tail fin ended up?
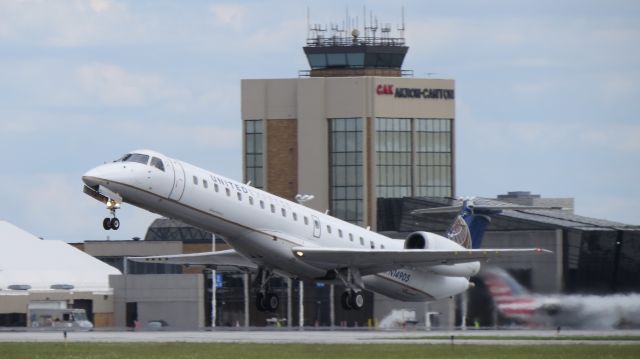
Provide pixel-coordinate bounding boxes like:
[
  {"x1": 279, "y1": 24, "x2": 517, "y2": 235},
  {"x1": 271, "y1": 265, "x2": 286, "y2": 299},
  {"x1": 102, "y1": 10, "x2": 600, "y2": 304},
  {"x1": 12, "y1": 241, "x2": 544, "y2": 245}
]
[
  {"x1": 446, "y1": 214, "x2": 472, "y2": 248},
  {"x1": 446, "y1": 200, "x2": 492, "y2": 249},
  {"x1": 479, "y1": 267, "x2": 537, "y2": 321},
  {"x1": 463, "y1": 214, "x2": 491, "y2": 249}
]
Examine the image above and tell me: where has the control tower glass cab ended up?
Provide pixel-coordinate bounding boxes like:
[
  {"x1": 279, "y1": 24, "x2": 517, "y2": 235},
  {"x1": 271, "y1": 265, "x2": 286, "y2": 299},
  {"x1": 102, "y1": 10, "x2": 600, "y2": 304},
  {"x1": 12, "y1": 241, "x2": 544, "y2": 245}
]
[{"x1": 303, "y1": 27, "x2": 409, "y2": 77}]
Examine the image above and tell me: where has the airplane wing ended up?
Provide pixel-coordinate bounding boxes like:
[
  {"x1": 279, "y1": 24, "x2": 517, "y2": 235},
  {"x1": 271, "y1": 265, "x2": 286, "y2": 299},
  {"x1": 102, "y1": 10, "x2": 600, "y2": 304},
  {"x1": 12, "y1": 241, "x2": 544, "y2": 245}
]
[
  {"x1": 292, "y1": 247, "x2": 551, "y2": 275},
  {"x1": 128, "y1": 249, "x2": 258, "y2": 271}
]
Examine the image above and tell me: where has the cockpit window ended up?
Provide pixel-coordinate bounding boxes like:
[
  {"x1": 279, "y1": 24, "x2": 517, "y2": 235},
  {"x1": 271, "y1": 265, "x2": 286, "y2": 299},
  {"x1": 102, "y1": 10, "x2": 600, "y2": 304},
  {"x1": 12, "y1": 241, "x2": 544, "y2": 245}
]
[
  {"x1": 118, "y1": 153, "x2": 150, "y2": 165},
  {"x1": 150, "y1": 157, "x2": 165, "y2": 171}
]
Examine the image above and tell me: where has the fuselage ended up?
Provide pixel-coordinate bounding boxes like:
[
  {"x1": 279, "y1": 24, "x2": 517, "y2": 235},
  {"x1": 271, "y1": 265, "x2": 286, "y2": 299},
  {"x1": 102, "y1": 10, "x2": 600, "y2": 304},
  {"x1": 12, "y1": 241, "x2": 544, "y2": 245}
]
[{"x1": 83, "y1": 149, "x2": 476, "y2": 301}]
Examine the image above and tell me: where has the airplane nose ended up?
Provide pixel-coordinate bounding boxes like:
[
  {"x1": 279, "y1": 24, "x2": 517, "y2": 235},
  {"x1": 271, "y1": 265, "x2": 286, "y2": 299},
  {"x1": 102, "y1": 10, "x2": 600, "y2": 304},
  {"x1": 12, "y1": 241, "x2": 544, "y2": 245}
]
[{"x1": 82, "y1": 167, "x2": 106, "y2": 187}]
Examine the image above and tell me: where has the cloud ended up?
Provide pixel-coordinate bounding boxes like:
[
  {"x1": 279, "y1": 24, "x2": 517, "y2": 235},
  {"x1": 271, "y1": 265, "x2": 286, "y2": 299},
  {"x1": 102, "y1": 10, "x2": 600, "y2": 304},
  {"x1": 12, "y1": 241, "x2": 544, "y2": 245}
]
[
  {"x1": 209, "y1": 3, "x2": 247, "y2": 30},
  {"x1": 462, "y1": 114, "x2": 640, "y2": 155},
  {"x1": 0, "y1": 0, "x2": 132, "y2": 47},
  {"x1": 75, "y1": 63, "x2": 191, "y2": 107},
  {"x1": 0, "y1": 173, "x2": 158, "y2": 241},
  {"x1": 114, "y1": 122, "x2": 241, "y2": 150}
]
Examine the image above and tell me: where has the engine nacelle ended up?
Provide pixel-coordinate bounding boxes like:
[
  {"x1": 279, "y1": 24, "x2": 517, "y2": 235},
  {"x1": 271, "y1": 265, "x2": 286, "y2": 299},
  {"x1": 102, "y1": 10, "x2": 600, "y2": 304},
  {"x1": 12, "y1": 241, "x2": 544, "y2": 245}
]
[
  {"x1": 403, "y1": 231, "x2": 480, "y2": 277},
  {"x1": 404, "y1": 231, "x2": 464, "y2": 251}
]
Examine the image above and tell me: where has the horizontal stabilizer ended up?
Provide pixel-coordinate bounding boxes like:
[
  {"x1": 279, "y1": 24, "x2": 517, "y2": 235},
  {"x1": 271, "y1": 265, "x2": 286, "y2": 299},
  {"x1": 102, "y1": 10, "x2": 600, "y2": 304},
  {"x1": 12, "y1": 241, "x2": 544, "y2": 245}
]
[{"x1": 412, "y1": 205, "x2": 564, "y2": 215}]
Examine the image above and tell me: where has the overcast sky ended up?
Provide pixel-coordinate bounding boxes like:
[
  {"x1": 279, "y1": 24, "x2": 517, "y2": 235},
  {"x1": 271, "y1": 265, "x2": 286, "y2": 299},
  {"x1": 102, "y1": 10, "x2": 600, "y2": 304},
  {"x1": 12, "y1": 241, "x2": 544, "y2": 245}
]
[{"x1": 0, "y1": 0, "x2": 638, "y2": 242}]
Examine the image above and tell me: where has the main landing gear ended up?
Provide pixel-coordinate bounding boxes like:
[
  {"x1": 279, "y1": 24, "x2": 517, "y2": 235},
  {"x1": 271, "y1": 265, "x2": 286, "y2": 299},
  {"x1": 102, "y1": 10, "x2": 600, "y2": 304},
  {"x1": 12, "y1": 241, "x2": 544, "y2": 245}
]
[
  {"x1": 341, "y1": 290, "x2": 365, "y2": 311},
  {"x1": 336, "y1": 268, "x2": 365, "y2": 311},
  {"x1": 255, "y1": 268, "x2": 280, "y2": 312},
  {"x1": 102, "y1": 199, "x2": 121, "y2": 231}
]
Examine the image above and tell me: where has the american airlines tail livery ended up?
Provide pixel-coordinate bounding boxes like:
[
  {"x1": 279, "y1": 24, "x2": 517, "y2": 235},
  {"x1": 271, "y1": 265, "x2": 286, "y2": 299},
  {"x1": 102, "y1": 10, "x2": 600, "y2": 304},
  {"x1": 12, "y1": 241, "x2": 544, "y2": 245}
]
[{"x1": 83, "y1": 149, "x2": 549, "y2": 312}]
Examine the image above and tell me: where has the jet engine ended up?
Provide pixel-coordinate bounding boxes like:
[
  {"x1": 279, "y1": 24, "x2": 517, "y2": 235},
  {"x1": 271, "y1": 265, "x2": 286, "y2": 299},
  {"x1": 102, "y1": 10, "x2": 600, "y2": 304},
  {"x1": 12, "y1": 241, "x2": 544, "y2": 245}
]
[
  {"x1": 403, "y1": 231, "x2": 480, "y2": 277},
  {"x1": 404, "y1": 231, "x2": 463, "y2": 251}
]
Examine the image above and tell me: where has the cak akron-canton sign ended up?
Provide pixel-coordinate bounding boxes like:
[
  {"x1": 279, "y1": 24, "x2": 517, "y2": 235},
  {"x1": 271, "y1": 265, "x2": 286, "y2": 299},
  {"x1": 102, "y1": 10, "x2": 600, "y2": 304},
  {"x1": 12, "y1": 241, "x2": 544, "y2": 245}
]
[{"x1": 376, "y1": 84, "x2": 455, "y2": 100}]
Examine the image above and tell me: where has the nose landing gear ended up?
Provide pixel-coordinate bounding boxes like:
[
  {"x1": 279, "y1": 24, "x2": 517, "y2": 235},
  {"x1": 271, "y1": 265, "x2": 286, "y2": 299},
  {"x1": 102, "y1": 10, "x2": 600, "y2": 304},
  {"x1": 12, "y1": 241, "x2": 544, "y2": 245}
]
[{"x1": 102, "y1": 199, "x2": 121, "y2": 230}]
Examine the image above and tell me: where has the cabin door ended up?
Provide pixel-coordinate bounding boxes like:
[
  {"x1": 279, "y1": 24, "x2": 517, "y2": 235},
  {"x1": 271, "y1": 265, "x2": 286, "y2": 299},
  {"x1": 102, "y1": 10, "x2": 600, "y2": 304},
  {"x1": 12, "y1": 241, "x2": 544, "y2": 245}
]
[
  {"x1": 311, "y1": 215, "x2": 321, "y2": 238},
  {"x1": 168, "y1": 160, "x2": 186, "y2": 201}
]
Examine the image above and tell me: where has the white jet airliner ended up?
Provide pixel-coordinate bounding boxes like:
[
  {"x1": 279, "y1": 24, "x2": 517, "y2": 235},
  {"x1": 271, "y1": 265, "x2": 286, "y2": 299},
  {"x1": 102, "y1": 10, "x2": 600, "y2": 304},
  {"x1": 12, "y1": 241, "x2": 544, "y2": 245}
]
[{"x1": 82, "y1": 149, "x2": 549, "y2": 312}]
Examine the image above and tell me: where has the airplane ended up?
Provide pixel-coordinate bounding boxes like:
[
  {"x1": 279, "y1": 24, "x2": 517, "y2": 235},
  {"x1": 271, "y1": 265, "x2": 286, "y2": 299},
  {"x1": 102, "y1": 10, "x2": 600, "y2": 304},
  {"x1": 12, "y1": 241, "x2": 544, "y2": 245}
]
[
  {"x1": 82, "y1": 149, "x2": 550, "y2": 312},
  {"x1": 478, "y1": 266, "x2": 640, "y2": 329}
]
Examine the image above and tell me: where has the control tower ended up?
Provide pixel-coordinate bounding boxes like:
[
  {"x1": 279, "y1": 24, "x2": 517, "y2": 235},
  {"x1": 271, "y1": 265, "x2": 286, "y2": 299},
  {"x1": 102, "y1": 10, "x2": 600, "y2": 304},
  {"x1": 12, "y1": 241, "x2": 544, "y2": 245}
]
[{"x1": 242, "y1": 11, "x2": 455, "y2": 229}]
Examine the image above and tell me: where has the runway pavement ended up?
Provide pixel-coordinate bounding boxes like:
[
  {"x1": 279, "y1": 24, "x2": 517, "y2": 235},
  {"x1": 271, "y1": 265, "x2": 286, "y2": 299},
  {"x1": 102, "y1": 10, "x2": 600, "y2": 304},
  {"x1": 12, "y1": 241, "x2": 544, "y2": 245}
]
[{"x1": 1, "y1": 329, "x2": 639, "y2": 345}]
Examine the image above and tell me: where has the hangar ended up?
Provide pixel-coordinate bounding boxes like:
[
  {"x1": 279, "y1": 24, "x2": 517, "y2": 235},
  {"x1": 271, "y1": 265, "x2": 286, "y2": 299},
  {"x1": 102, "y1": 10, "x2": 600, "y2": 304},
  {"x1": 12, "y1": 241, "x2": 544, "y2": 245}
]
[{"x1": 0, "y1": 220, "x2": 119, "y2": 327}]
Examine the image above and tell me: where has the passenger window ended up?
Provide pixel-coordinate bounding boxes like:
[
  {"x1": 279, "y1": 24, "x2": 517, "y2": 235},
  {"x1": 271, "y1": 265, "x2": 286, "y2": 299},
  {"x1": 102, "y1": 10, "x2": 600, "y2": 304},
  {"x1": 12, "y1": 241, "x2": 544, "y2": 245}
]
[
  {"x1": 292, "y1": 212, "x2": 298, "y2": 221},
  {"x1": 193, "y1": 176, "x2": 198, "y2": 185},
  {"x1": 270, "y1": 204, "x2": 276, "y2": 213},
  {"x1": 338, "y1": 229, "x2": 343, "y2": 238},
  {"x1": 150, "y1": 157, "x2": 165, "y2": 171},
  {"x1": 326, "y1": 225, "x2": 332, "y2": 234},
  {"x1": 237, "y1": 192, "x2": 242, "y2": 201},
  {"x1": 304, "y1": 216, "x2": 309, "y2": 225},
  {"x1": 281, "y1": 208, "x2": 286, "y2": 217},
  {"x1": 349, "y1": 233, "x2": 354, "y2": 242},
  {"x1": 359, "y1": 237, "x2": 364, "y2": 246},
  {"x1": 370, "y1": 241, "x2": 375, "y2": 249},
  {"x1": 203, "y1": 180, "x2": 208, "y2": 189},
  {"x1": 214, "y1": 184, "x2": 219, "y2": 192},
  {"x1": 260, "y1": 200, "x2": 265, "y2": 209},
  {"x1": 381, "y1": 244, "x2": 385, "y2": 249},
  {"x1": 249, "y1": 196, "x2": 254, "y2": 205},
  {"x1": 225, "y1": 188, "x2": 230, "y2": 196}
]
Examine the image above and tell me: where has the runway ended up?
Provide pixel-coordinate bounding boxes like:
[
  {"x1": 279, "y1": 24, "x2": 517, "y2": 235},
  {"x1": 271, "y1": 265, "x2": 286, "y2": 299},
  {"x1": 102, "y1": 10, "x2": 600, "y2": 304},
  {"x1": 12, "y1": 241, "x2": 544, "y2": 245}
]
[{"x1": 1, "y1": 329, "x2": 639, "y2": 345}]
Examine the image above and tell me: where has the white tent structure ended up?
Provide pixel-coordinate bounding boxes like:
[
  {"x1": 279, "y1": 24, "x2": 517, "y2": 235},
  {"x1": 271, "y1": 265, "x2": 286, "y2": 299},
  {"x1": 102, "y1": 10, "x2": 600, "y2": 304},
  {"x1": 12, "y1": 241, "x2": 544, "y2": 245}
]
[{"x1": 0, "y1": 220, "x2": 120, "y2": 291}]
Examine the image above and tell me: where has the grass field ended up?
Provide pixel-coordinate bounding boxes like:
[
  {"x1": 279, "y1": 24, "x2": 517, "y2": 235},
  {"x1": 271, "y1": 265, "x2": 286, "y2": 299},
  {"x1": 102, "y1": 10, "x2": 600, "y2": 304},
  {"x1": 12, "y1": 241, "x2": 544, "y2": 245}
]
[
  {"x1": 1, "y1": 343, "x2": 639, "y2": 359},
  {"x1": 394, "y1": 335, "x2": 640, "y2": 341}
]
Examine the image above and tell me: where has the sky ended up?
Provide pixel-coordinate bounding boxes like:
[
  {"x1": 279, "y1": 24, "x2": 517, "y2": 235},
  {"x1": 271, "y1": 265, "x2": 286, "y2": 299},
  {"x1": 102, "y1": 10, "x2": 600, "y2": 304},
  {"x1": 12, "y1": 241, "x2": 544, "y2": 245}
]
[{"x1": 0, "y1": 0, "x2": 638, "y2": 242}]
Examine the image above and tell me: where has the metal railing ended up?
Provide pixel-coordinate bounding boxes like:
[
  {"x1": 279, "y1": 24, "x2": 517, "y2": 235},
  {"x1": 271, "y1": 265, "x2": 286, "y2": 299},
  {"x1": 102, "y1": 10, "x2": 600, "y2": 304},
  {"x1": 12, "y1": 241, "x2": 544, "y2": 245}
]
[{"x1": 305, "y1": 36, "x2": 406, "y2": 47}]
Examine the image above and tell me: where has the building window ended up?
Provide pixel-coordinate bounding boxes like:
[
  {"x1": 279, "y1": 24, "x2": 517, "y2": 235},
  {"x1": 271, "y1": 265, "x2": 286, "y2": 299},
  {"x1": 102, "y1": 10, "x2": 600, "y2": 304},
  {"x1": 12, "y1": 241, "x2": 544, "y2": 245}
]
[
  {"x1": 376, "y1": 118, "x2": 412, "y2": 198},
  {"x1": 415, "y1": 119, "x2": 453, "y2": 197},
  {"x1": 329, "y1": 118, "x2": 363, "y2": 225},
  {"x1": 244, "y1": 120, "x2": 264, "y2": 189}
]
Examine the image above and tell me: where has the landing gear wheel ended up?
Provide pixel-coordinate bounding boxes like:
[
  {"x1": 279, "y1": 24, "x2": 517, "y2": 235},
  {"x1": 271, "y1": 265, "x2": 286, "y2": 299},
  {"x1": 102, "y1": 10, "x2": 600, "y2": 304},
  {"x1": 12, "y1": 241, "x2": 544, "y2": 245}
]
[
  {"x1": 110, "y1": 217, "x2": 120, "y2": 230},
  {"x1": 341, "y1": 291, "x2": 352, "y2": 311},
  {"x1": 256, "y1": 293, "x2": 266, "y2": 312},
  {"x1": 102, "y1": 218, "x2": 112, "y2": 230},
  {"x1": 263, "y1": 293, "x2": 279, "y2": 312},
  {"x1": 348, "y1": 291, "x2": 365, "y2": 310}
]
